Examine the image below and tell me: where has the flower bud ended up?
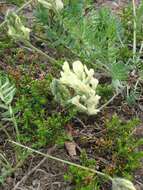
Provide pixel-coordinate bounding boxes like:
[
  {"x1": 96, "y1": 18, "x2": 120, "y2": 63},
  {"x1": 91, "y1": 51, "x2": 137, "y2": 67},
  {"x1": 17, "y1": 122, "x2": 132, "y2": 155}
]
[
  {"x1": 6, "y1": 12, "x2": 30, "y2": 41},
  {"x1": 37, "y1": 0, "x2": 63, "y2": 11},
  {"x1": 112, "y1": 178, "x2": 136, "y2": 190},
  {"x1": 37, "y1": 0, "x2": 52, "y2": 9},
  {"x1": 55, "y1": 0, "x2": 64, "y2": 11}
]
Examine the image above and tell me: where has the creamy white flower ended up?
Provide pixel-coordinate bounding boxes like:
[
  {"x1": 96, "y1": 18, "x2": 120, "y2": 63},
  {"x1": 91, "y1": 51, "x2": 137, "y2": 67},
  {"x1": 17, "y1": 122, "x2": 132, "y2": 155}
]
[
  {"x1": 37, "y1": 0, "x2": 52, "y2": 9},
  {"x1": 72, "y1": 60, "x2": 85, "y2": 79},
  {"x1": 60, "y1": 63, "x2": 91, "y2": 95},
  {"x1": 81, "y1": 95, "x2": 87, "y2": 101},
  {"x1": 86, "y1": 95, "x2": 100, "y2": 115},
  {"x1": 84, "y1": 65, "x2": 94, "y2": 83},
  {"x1": 87, "y1": 107, "x2": 100, "y2": 115},
  {"x1": 112, "y1": 178, "x2": 136, "y2": 190},
  {"x1": 38, "y1": 0, "x2": 63, "y2": 11},
  {"x1": 86, "y1": 95, "x2": 101, "y2": 107},
  {"x1": 55, "y1": 0, "x2": 64, "y2": 11},
  {"x1": 62, "y1": 61, "x2": 70, "y2": 73},
  {"x1": 90, "y1": 78, "x2": 99, "y2": 90},
  {"x1": 70, "y1": 95, "x2": 87, "y2": 112},
  {"x1": 59, "y1": 60, "x2": 101, "y2": 115}
]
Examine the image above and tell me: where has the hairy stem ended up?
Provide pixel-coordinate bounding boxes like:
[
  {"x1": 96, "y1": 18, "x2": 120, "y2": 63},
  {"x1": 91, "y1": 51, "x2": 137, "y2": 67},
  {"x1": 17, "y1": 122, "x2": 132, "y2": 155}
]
[
  {"x1": 25, "y1": 41, "x2": 61, "y2": 68},
  {"x1": 132, "y1": 0, "x2": 137, "y2": 63},
  {"x1": 98, "y1": 93, "x2": 118, "y2": 111},
  {"x1": 0, "y1": 123, "x2": 11, "y2": 139},
  {"x1": 9, "y1": 105, "x2": 20, "y2": 142},
  {"x1": 10, "y1": 140, "x2": 113, "y2": 182}
]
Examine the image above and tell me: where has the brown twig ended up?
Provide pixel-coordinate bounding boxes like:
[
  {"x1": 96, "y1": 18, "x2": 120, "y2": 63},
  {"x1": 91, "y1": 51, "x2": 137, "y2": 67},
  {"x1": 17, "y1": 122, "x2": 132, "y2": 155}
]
[{"x1": 13, "y1": 145, "x2": 57, "y2": 190}]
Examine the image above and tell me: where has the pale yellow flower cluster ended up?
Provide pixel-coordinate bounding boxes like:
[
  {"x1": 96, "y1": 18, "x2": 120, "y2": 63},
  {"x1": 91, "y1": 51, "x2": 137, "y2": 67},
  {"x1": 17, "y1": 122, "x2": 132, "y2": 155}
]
[
  {"x1": 37, "y1": 0, "x2": 64, "y2": 11},
  {"x1": 6, "y1": 12, "x2": 30, "y2": 41},
  {"x1": 112, "y1": 178, "x2": 136, "y2": 190},
  {"x1": 59, "y1": 61, "x2": 101, "y2": 115}
]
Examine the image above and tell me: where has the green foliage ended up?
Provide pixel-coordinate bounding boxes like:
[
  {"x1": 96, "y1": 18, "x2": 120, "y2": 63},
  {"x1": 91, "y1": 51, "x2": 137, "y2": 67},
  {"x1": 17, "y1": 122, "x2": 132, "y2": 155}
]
[
  {"x1": 15, "y1": 75, "x2": 75, "y2": 147},
  {"x1": 47, "y1": 6, "x2": 121, "y2": 64},
  {"x1": 120, "y1": 1, "x2": 143, "y2": 67},
  {"x1": 0, "y1": 76, "x2": 16, "y2": 105},
  {"x1": 126, "y1": 89, "x2": 140, "y2": 106},
  {"x1": 68, "y1": 116, "x2": 142, "y2": 188},
  {"x1": 0, "y1": 74, "x2": 16, "y2": 121},
  {"x1": 64, "y1": 150, "x2": 100, "y2": 190},
  {"x1": 35, "y1": 2, "x2": 130, "y2": 89},
  {"x1": 121, "y1": 1, "x2": 143, "y2": 45},
  {"x1": 0, "y1": 36, "x2": 13, "y2": 55},
  {"x1": 6, "y1": 0, "x2": 25, "y2": 6},
  {"x1": 97, "y1": 84, "x2": 113, "y2": 100},
  {"x1": 34, "y1": 112, "x2": 74, "y2": 147},
  {"x1": 110, "y1": 63, "x2": 129, "y2": 81},
  {"x1": 96, "y1": 115, "x2": 143, "y2": 179},
  {"x1": 51, "y1": 79, "x2": 71, "y2": 105},
  {"x1": 6, "y1": 12, "x2": 30, "y2": 41}
]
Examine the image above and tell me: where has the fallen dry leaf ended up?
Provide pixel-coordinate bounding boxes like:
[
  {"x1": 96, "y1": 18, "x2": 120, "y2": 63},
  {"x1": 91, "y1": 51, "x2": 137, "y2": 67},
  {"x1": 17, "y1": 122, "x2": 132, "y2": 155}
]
[
  {"x1": 65, "y1": 141, "x2": 77, "y2": 158},
  {"x1": 65, "y1": 124, "x2": 77, "y2": 136},
  {"x1": 133, "y1": 125, "x2": 143, "y2": 137}
]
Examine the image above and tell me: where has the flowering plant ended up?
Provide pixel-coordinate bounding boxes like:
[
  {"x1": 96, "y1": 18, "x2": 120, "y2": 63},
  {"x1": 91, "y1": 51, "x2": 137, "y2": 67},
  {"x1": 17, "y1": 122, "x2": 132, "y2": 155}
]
[
  {"x1": 37, "y1": 0, "x2": 64, "y2": 11},
  {"x1": 112, "y1": 178, "x2": 136, "y2": 190},
  {"x1": 51, "y1": 61, "x2": 101, "y2": 115},
  {"x1": 6, "y1": 12, "x2": 30, "y2": 41}
]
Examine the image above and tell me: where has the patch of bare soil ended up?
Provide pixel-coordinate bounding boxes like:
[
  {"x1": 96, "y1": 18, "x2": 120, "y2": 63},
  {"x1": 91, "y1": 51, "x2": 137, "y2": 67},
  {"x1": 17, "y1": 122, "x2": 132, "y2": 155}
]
[
  {"x1": 0, "y1": 147, "x2": 74, "y2": 190},
  {"x1": 95, "y1": 0, "x2": 141, "y2": 12}
]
